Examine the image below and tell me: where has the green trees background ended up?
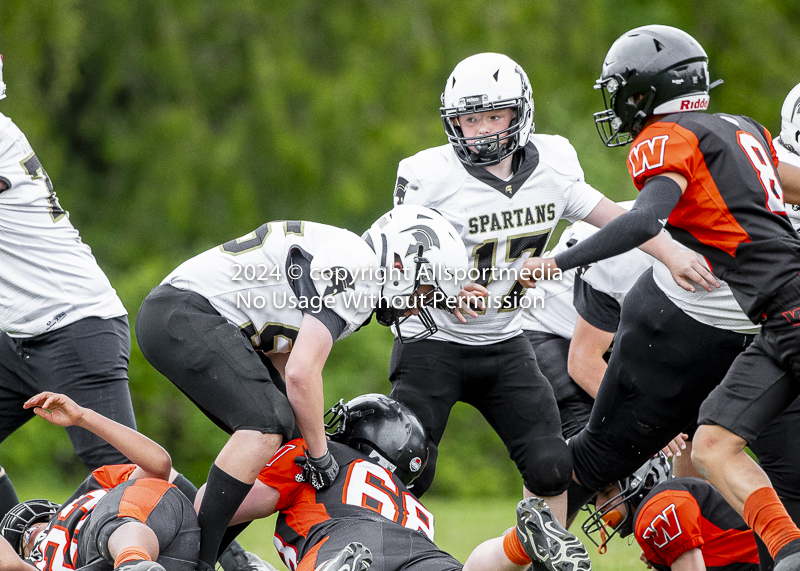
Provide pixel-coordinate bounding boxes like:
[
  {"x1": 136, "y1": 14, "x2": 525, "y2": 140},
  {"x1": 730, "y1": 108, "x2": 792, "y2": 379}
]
[{"x1": 2, "y1": 0, "x2": 799, "y2": 497}]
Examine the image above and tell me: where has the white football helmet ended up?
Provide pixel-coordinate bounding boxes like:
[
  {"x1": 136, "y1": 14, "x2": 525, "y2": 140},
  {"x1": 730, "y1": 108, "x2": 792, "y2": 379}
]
[
  {"x1": 363, "y1": 205, "x2": 468, "y2": 342},
  {"x1": 780, "y1": 83, "x2": 800, "y2": 156},
  {"x1": 440, "y1": 53, "x2": 534, "y2": 167},
  {"x1": 0, "y1": 54, "x2": 7, "y2": 100}
]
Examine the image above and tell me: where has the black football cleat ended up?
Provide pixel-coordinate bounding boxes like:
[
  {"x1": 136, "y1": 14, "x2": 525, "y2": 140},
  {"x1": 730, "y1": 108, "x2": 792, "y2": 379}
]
[{"x1": 516, "y1": 497, "x2": 591, "y2": 571}]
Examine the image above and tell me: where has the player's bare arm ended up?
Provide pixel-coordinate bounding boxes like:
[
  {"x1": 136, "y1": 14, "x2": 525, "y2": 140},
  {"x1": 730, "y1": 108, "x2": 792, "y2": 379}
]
[
  {"x1": 0, "y1": 534, "x2": 37, "y2": 571},
  {"x1": 670, "y1": 547, "x2": 707, "y2": 571},
  {"x1": 284, "y1": 314, "x2": 334, "y2": 459},
  {"x1": 198, "y1": 479, "x2": 281, "y2": 526},
  {"x1": 779, "y1": 161, "x2": 800, "y2": 205},
  {"x1": 566, "y1": 315, "x2": 614, "y2": 399},
  {"x1": 24, "y1": 392, "x2": 172, "y2": 481}
]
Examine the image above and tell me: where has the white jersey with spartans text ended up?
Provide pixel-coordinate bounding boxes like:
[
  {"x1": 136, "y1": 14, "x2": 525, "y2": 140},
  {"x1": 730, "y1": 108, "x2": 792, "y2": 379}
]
[
  {"x1": 394, "y1": 137, "x2": 603, "y2": 344},
  {"x1": 0, "y1": 113, "x2": 125, "y2": 337},
  {"x1": 162, "y1": 221, "x2": 381, "y2": 352}
]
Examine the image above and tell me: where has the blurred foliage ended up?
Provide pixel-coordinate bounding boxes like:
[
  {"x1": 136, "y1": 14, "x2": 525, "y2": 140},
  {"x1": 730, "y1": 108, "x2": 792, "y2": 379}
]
[{"x1": 1, "y1": 1, "x2": 799, "y2": 496}]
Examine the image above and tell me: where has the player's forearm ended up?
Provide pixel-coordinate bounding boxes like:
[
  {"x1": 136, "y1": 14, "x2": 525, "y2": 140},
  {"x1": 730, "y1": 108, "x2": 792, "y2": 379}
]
[
  {"x1": 77, "y1": 408, "x2": 171, "y2": 479},
  {"x1": 286, "y1": 373, "x2": 327, "y2": 458},
  {"x1": 0, "y1": 534, "x2": 37, "y2": 571},
  {"x1": 669, "y1": 548, "x2": 706, "y2": 571},
  {"x1": 779, "y1": 161, "x2": 800, "y2": 205},
  {"x1": 567, "y1": 354, "x2": 606, "y2": 399}
]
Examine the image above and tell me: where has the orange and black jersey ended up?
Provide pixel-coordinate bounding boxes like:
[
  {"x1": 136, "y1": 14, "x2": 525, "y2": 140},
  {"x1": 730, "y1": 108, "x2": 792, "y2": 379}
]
[
  {"x1": 628, "y1": 112, "x2": 800, "y2": 321},
  {"x1": 28, "y1": 465, "x2": 176, "y2": 571},
  {"x1": 258, "y1": 440, "x2": 434, "y2": 571},
  {"x1": 633, "y1": 477, "x2": 758, "y2": 571}
]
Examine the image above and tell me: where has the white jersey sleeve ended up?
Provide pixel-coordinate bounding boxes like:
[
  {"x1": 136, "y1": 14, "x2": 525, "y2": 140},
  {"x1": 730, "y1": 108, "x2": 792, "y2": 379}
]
[
  {"x1": 310, "y1": 242, "x2": 382, "y2": 337},
  {"x1": 162, "y1": 221, "x2": 381, "y2": 353},
  {"x1": 0, "y1": 113, "x2": 125, "y2": 337},
  {"x1": 391, "y1": 137, "x2": 603, "y2": 344}
]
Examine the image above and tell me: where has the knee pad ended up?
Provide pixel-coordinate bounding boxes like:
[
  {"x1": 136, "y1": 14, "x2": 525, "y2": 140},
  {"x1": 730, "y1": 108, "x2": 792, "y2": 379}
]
[{"x1": 522, "y1": 436, "x2": 573, "y2": 497}]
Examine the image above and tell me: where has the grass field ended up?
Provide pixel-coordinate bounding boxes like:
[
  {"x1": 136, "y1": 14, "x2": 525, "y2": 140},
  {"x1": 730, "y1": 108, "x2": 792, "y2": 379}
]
[{"x1": 17, "y1": 477, "x2": 644, "y2": 571}]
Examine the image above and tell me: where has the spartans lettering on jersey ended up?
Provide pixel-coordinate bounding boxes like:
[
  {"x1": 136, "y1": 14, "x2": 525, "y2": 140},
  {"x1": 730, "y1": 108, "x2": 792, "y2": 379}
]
[{"x1": 467, "y1": 203, "x2": 556, "y2": 235}]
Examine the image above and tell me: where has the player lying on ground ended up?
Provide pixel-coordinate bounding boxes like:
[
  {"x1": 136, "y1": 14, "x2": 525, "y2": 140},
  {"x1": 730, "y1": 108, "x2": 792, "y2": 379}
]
[
  {"x1": 196, "y1": 394, "x2": 591, "y2": 571},
  {"x1": 583, "y1": 454, "x2": 759, "y2": 571},
  {"x1": 0, "y1": 392, "x2": 199, "y2": 571}
]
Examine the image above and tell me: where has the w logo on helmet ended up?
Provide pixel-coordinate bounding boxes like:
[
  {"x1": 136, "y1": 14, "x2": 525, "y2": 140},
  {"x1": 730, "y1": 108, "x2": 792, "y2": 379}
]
[
  {"x1": 323, "y1": 267, "x2": 355, "y2": 296},
  {"x1": 402, "y1": 225, "x2": 440, "y2": 256}
]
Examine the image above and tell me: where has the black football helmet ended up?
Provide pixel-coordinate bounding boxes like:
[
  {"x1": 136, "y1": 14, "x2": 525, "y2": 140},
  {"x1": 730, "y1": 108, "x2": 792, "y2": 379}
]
[
  {"x1": 581, "y1": 453, "x2": 672, "y2": 551},
  {"x1": 0, "y1": 499, "x2": 60, "y2": 556},
  {"x1": 594, "y1": 25, "x2": 721, "y2": 147},
  {"x1": 325, "y1": 393, "x2": 429, "y2": 486}
]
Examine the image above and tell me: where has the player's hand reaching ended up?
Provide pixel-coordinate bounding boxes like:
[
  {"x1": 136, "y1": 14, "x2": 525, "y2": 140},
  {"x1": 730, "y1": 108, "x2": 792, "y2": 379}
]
[
  {"x1": 23, "y1": 392, "x2": 85, "y2": 428},
  {"x1": 295, "y1": 447, "x2": 339, "y2": 490},
  {"x1": 453, "y1": 283, "x2": 489, "y2": 323},
  {"x1": 661, "y1": 433, "x2": 688, "y2": 458},
  {"x1": 519, "y1": 257, "x2": 560, "y2": 289},
  {"x1": 661, "y1": 247, "x2": 719, "y2": 293}
]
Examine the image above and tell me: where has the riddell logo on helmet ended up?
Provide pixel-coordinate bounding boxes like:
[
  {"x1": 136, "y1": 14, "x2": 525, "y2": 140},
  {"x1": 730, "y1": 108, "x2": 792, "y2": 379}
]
[
  {"x1": 680, "y1": 98, "x2": 709, "y2": 111},
  {"x1": 409, "y1": 457, "x2": 422, "y2": 472}
]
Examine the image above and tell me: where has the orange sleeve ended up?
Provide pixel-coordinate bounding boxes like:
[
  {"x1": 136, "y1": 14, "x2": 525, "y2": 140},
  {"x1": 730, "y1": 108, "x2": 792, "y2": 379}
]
[
  {"x1": 635, "y1": 490, "x2": 705, "y2": 567},
  {"x1": 257, "y1": 439, "x2": 307, "y2": 511},
  {"x1": 627, "y1": 123, "x2": 701, "y2": 190},
  {"x1": 91, "y1": 464, "x2": 138, "y2": 489}
]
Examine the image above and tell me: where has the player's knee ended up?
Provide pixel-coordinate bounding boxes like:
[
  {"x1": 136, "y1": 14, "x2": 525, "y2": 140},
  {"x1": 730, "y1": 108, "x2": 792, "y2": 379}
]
[
  {"x1": 522, "y1": 437, "x2": 573, "y2": 497},
  {"x1": 691, "y1": 424, "x2": 746, "y2": 475}
]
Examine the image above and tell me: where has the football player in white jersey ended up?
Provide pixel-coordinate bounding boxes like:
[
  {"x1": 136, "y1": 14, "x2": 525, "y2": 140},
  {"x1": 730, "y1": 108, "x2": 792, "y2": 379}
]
[
  {"x1": 387, "y1": 52, "x2": 712, "y2": 553},
  {"x1": 135, "y1": 205, "x2": 469, "y2": 571},
  {"x1": 0, "y1": 54, "x2": 268, "y2": 571},
  {"x1": 0, "y1": 53, "x2": 138, "y2": 519}
]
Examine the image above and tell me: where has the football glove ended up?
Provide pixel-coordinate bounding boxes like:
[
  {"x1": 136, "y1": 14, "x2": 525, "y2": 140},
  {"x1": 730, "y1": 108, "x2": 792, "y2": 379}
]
[{"x1": 295, "y1": 448, "x2": 339, "y2": 490}]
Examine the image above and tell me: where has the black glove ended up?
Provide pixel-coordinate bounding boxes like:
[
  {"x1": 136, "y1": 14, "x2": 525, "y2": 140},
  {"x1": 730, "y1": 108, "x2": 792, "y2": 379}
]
[{"x1": 294, "y1": 448, "x2": 339, "y2": 490}]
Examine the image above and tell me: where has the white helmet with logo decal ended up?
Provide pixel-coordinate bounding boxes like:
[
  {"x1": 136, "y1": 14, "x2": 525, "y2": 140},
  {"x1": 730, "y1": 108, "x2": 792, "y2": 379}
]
[
  {"x1": 362, "y1": 205, "x2": 469, "y2": 342},
  {"x1": 440, "y1": 52, "x2": 534, "y2": 167},
  {"x1": 780, "y1": 83, "x2": 800, "y2": 156}
]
